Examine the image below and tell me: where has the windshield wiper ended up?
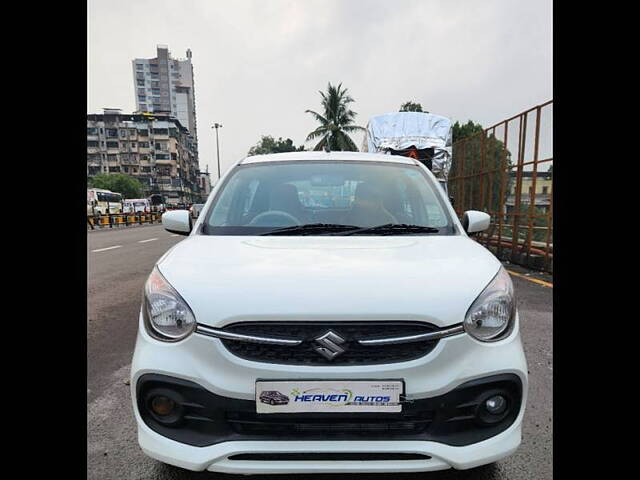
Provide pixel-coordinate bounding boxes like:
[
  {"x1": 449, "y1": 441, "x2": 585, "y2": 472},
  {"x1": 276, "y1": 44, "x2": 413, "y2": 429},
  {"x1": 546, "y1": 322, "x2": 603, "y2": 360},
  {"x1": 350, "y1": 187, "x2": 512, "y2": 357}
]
[
  {"x1": 259, "y1": 223, "x2": 361, "y2": 236},
  {"x1": 337, "y1": 224, "x2": 441, "y2": 236}
]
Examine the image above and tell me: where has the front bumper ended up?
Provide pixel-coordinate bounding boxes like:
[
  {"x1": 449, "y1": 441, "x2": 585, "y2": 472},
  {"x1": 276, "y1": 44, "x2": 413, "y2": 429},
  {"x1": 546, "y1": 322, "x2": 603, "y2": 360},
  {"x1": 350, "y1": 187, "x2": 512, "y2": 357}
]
[
  {"x1": 131, "y1": 312, "x2": 527, "y2": 473},
  {"x1": 137, "y1": 425, "x2": 522, "y2": 473}
]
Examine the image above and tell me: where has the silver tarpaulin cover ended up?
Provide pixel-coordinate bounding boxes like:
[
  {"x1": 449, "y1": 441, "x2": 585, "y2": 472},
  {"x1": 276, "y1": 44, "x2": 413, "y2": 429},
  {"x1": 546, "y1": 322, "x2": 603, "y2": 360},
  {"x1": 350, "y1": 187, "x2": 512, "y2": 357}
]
[{"x1": 363, "y1": 112, "x2": 453, "y2": 181}]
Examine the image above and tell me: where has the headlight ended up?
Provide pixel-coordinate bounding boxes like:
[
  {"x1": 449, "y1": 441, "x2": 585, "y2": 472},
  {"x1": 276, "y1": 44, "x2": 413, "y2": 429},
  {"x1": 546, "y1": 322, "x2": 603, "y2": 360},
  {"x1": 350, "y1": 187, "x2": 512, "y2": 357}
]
[
  {"x1": 464, "y1": 267, "x2": 515, "y2": 342},
  {"x1": 143, "y1": 266, "x2": 196, "y2": 341}
]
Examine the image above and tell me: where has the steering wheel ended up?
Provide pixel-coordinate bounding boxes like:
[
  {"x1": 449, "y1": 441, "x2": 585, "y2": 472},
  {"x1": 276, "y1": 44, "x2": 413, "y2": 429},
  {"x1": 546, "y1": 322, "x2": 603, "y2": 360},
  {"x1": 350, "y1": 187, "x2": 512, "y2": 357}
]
[{"x1": 248, "y1": 210, "x2": 302, "y2": 227}]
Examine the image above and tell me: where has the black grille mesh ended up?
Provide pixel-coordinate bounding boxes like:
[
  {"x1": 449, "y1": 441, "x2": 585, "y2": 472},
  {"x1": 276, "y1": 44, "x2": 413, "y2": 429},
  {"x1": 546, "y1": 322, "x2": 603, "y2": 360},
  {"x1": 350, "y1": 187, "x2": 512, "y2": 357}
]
[
  {"x1": 228, "y1": 453, "x2": 431, "y2": 461},
  {"x1": 220, "y1": 321, "x2": 440, "y2": 365},
  {"x1": 226, "y1": 412, "x2": 434, "y2": 436}
]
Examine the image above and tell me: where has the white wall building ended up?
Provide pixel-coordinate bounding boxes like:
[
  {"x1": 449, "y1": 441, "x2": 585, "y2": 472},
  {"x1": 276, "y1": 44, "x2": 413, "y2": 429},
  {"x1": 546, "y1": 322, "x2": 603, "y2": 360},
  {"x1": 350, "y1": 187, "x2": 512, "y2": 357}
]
[{"x1": 132, "y1": 45, "x2": 198, "y2": 143}]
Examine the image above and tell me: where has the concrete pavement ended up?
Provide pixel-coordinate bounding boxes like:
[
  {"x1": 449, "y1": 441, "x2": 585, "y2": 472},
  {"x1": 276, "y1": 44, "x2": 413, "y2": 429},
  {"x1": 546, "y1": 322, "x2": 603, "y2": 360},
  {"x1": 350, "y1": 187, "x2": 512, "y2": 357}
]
[{"x1": 87, "y1": 226, "x2": 552, "y2": 479}]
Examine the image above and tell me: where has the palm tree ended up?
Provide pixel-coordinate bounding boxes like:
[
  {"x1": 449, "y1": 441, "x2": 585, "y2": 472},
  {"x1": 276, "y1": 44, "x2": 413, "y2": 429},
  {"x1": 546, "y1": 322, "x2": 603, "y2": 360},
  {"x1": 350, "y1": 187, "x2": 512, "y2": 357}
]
[{"x1": 305, "y1": 82, "x2": 365, "y2": 151}]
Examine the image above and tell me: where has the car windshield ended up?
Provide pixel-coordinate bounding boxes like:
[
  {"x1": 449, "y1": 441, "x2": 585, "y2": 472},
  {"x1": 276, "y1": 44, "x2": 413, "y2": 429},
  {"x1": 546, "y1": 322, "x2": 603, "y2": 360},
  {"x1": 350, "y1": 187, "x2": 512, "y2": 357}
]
[{"x1": 202, "y1": 160, "x2": 454, "y2": 235}]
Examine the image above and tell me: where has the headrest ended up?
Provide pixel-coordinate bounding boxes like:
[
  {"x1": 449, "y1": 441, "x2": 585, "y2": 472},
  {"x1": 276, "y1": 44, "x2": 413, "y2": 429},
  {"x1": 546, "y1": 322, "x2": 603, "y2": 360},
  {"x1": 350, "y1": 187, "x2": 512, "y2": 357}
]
[
  {"x1": 270, "y1": 184, "x2": 300, "y2": 209},
  {"x1": 354, "y1": 182, "x2": 380, "y2": 204}
]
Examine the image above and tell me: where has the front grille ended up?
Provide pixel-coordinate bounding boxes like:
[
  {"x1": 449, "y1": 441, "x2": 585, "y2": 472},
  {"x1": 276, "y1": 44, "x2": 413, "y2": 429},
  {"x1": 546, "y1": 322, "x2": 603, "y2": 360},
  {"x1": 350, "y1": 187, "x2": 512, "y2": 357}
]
[
  {"x1": 220, "y1": 321, "x2": 440, "y2": 365},
  {"x1": 226, "y1": 410, "x2": 434, "y2": 436}
]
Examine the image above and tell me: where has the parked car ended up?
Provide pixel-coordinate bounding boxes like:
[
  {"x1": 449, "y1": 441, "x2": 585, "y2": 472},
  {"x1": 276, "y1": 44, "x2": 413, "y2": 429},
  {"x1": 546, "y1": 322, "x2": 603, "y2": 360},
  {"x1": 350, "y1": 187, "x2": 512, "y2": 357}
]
[
  {"x1": 123, "y1": 198, "x2": 151, "y2": 214},
  {"x1": 258, "y1": 390, "x2": 290, "y2": 405},
  {"x1": 189, "y1": 203, "x2": 205, "y2": 219},
  {"x1": 131, "y1": 151, "x2": 527, "y2": 474}
]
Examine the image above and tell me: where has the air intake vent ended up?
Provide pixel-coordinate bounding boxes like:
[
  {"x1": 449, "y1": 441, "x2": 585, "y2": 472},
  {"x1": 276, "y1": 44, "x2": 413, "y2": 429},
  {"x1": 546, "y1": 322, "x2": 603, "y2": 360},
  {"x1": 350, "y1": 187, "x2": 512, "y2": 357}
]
[{"x1": 228, "y1": 453, "x2": 431, "y2": 461}]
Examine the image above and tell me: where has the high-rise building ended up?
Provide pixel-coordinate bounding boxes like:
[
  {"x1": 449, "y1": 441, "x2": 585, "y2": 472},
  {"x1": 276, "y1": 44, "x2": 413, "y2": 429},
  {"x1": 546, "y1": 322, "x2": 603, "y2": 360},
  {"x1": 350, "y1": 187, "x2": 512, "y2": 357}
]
[{"x1": 132, "y1": 45, "x2": 198, "y2": 142}]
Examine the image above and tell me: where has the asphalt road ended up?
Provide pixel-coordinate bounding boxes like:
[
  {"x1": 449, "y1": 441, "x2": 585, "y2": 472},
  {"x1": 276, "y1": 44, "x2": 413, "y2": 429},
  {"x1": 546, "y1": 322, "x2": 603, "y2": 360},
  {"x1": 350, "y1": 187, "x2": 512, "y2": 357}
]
[{"x1": 87, "y1": 225, "x2": 552, "y2": 480}]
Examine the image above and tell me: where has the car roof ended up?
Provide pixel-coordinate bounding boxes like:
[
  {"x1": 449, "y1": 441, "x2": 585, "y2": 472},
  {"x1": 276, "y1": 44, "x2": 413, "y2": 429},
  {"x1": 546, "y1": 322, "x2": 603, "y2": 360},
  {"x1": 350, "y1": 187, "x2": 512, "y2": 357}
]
[{"x1": 239, "y1": 151, "x2": 417, "y2": 166}]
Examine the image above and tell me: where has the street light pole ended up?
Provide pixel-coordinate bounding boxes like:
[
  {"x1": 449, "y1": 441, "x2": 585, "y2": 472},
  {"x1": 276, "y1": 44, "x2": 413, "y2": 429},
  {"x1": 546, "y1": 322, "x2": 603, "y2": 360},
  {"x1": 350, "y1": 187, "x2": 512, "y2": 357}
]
[{"x1": 212, "y1": 123, "x2": 222, "y2": 180}]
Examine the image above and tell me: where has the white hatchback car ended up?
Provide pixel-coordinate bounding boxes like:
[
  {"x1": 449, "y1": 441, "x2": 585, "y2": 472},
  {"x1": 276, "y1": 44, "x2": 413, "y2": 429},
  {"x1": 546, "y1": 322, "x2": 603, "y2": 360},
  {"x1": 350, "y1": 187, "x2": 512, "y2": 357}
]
[{"x1": 131, "y1": 151, "x2": 527, "y2": 474}]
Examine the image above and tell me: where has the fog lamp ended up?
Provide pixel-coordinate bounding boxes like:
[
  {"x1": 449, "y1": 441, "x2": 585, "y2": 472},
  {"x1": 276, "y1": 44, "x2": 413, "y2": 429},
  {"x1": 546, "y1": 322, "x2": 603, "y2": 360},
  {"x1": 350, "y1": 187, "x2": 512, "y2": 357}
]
[
  {"x1": 151, "y1": 395, "x2": 175, "y2": 416},
  {"x1": 485, "y1": 395, "x2": 507, "y2": 415},
  {"x1": 474, "y1": 390, "x2": 512, "y2": 425}
]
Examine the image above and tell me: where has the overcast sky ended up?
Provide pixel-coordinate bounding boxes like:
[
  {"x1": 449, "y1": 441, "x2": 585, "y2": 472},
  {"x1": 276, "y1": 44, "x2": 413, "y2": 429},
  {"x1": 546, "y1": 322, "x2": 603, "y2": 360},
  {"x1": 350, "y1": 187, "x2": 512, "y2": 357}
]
[{"x1": 88, "y1": 0, "x2": 552, "y2": 180}]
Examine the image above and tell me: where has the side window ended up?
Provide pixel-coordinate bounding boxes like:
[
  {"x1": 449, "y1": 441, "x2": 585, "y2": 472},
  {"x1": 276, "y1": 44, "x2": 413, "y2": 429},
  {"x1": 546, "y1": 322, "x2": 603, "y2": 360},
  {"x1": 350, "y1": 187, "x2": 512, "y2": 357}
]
[
  {"x1": 383, "y1": 178, "x2": 416, "y2": 223},
  {"x1": 210, "y1": 177, "x2": 240, "y2": 226},
  {"x1": 242, "y1": 179, "x2": 260, "y2": 216},
  {"x1": 343, "y1": 180, "x2": 359, "y2": 207},
  {"x1": 404, "y1": 179, "x2": 428, "y2": 224},
  {"x1": 405, "y1": 173, "x2": 448, "y2": 227},
  {"x1": 291, "y1": 179, "x2": 357, "y2": 209}
]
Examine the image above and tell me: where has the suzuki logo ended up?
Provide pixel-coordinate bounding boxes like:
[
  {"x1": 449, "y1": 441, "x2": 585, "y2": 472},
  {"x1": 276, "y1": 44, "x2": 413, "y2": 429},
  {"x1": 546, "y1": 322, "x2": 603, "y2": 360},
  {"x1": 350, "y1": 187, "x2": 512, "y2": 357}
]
[{"x1": 313, "y1": 330, "x2": 347, "y2": 360}]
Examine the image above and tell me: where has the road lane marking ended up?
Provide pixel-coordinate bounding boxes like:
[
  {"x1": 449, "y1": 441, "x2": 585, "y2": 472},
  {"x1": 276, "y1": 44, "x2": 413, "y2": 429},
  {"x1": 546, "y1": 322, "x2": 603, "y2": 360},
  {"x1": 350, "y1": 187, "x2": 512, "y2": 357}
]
[
  {"x1": 171, "y1": 234, "x2": 180, "y2": 237},
  {"x1": 138, "y1": 238, "x2": 158, "y2": 243},
  {"x1": 506, "y1": 269, "x2": 553, "y2": 288},
  {"x1": 91, "y1": 245, "x2": 122, "y2": 253}
]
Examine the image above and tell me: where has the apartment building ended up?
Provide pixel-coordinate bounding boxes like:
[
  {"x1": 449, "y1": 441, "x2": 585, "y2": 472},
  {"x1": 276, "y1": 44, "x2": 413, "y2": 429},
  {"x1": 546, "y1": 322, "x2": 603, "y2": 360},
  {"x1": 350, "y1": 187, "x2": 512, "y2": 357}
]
[
  {"x1": 506, "y1": 169, "x2": 553, "y2": 214},
  {"x1": 87, "y1": 109, "x2": 201, "y2": 205},
  {"x1": 132, "y1": 45, "x2": 198, "y2": 143}
]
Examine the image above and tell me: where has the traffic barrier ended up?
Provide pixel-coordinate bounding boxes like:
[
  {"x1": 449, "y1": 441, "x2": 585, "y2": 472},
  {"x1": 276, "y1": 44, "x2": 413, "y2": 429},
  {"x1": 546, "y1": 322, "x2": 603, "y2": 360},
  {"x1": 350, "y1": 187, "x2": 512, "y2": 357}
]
[{"x1": 87, "y1": 211, "x2": 164, "y2": 230}]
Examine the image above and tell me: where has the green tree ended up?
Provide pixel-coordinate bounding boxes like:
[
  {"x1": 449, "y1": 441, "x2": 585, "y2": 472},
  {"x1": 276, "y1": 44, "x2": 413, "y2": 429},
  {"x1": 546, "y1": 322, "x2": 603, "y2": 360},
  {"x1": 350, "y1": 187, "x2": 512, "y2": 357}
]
[
  {"x1": 89, "y1": 173, "x2": 143, "y2": 199},
  {"x1": 399, "y1": 101, "x2": 426, "y2": 112},
  {"x1": 248, "y1": 135, "x2": 305, "y2": 156},
  {"x1": 305, "y1": 82, "x2": 365, "y2": 151},
  {"x1": 504, "y1": 202, "x2": 551, "y2": 243},
  {"x1": 452, "y1": 120, "x2": 484, "y2": 142},
  {"x1": 449, "y1": 120, "x2": 514, "y2": 217}
]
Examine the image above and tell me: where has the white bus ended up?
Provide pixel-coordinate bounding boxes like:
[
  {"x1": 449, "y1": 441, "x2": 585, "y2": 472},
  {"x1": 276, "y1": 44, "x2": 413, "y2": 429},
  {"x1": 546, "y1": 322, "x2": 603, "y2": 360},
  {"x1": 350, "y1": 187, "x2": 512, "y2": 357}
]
[
  {"x1": 87, "y1": 188, "x2": 123, "y2": 215},
  {"x1": 123, "y1": 198, "x2": 151, "y2": 214}
]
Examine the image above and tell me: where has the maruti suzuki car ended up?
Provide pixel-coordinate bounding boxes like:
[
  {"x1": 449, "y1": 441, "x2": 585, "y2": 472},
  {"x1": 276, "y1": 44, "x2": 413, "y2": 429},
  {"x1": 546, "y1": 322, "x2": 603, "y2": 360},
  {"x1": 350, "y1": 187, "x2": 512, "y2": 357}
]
[
  {"x1": 259, "y1": 391, "x2": 290, "y2": 405},
  {"x1": 131, "y1": 151, "x2": 527, "y2": 474}
]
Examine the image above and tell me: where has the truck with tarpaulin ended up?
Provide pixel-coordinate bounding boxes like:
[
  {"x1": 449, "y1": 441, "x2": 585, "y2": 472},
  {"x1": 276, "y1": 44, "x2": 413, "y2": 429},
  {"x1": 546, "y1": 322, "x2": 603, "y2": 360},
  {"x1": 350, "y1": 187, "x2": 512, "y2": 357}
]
[{"x1": 363, "y1": 111, "x2": 453, "y2": 194}]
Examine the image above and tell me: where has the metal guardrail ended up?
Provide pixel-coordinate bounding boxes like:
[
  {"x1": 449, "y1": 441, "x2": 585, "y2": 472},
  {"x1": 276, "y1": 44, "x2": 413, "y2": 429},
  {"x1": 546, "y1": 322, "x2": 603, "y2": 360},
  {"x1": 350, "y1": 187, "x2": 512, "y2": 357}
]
[
  {"x1": 87, "y1": 212, "x2": 162, "y2": 230},
  {"x1": 449, "y1": 100, "x2": 553, "y2": 273}
]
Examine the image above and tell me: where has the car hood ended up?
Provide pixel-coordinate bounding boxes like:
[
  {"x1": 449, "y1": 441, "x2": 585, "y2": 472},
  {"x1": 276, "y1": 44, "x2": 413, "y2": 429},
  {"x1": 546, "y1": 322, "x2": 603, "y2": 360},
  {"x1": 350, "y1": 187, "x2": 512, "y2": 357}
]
[{"x1": 157, "y1": 235, "x2": 502, "y2": 328}]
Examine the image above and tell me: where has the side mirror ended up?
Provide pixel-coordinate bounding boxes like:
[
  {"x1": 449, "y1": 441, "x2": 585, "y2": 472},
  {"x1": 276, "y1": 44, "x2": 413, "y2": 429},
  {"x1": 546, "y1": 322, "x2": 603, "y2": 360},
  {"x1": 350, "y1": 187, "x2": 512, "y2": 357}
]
[
  {"x1": 462, "y1": 210, "x2": 490, "y2": 234},
  {"x1": 449, "y1": 196, "x2": 455, "y2": 207},
  {"x1": 162, "y1": 210, "x2": 192, "y2": 236}
]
